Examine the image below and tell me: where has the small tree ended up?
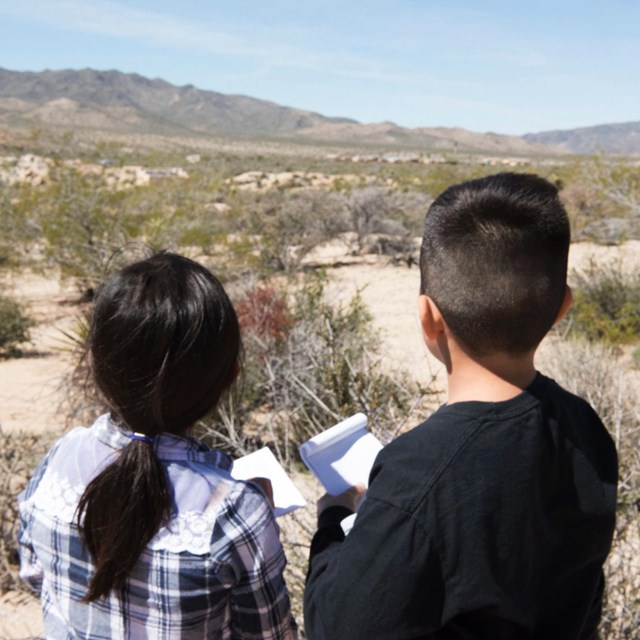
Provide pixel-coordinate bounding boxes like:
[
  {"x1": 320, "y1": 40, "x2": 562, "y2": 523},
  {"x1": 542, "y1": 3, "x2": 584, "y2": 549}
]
[
  {"x1": 347, "y1": 187, "x2": 391, "y2": 251},
  {"x1": 229, "y1": 189, "x2": 350, "y2": 274},
  {"x1": 33, "y1": 171, "x2": 134, "y2": 297}
]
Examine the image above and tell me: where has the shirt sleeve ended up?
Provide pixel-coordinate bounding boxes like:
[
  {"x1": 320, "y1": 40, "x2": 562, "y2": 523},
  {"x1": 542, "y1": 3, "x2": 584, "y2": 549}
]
[
  {"x1": 226, "y1": 486, "x2": 298, "y2": 640},
  {"x1": 304, "y1": 494, "x2": 445, "y2": 640},
  {"x1": 17, "y1": 439, "x2": 63, "y2": 595}
]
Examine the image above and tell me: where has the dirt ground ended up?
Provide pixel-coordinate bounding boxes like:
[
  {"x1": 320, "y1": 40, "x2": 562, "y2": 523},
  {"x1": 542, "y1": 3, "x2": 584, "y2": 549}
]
[
  {"x1": 1, "y1": 240, "x2": 639, "y2": 637},
  {"x1": 1, "y1": 272, "x2": 77, "y2": 435},
  {"x1": 3, "y1": 240, "x2": 640, "y2": 434}
]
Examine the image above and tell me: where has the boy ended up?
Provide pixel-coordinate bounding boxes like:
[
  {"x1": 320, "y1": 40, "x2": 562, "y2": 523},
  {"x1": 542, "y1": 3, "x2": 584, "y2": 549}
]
[{"x1": 304, "y1": 173, "x2": 618, "y2": 640}]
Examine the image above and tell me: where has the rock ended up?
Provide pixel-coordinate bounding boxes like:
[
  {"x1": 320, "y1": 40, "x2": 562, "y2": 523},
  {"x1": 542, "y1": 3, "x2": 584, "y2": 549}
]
[{"x1": 0, "y1": 154, "x2": 53, "y2": 187}]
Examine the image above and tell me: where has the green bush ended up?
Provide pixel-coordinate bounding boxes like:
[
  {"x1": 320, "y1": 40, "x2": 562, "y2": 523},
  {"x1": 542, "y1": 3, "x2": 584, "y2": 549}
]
[
  {"x1": 564, "y1": 260, "x2": 640, "y2": 344},
  {"x1": 0, "y1": 295, "x2": 33, "y2": 357}
]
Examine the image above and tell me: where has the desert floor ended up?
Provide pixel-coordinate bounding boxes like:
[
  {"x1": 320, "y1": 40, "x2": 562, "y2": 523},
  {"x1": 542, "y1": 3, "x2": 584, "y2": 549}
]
[{"x1": 1, "y1": 240, "x2": 639, "y2": 637}]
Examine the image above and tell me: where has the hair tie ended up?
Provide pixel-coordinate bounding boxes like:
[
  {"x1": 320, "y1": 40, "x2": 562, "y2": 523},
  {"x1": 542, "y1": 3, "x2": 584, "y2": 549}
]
[{"x1": 129, "y1": 432, "x2": 155, "y2": 444}]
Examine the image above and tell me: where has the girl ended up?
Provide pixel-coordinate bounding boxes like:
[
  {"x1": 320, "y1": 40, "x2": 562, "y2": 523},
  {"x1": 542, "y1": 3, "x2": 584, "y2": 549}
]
[{"x1": 18, "y1": 253, "x2": 296, "y2": 639}]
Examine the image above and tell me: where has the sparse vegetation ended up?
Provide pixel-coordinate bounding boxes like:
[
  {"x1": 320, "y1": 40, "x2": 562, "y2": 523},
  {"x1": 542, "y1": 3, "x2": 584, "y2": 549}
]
[
  {"x1": 554, "y1": 156, "x2": 640, "y2": 242},
  {"x1": 3, "y1": 143, "x2": 640, "y2": 637},
  {"x1": 540, "y1": 339, "x2": 640, "y2": 639},
  {"x1": 564, "y1": 260, "x2": 640, "y2": 345},
  {"x1": 0, "y1": 430, "x2": 51, "y2": 592},
  {"x1": 199, "y1": 274, "x2": 430, "y2": 462},
  {"x1": 0, "y1": 295, "x2": 33, "y2": 357}
]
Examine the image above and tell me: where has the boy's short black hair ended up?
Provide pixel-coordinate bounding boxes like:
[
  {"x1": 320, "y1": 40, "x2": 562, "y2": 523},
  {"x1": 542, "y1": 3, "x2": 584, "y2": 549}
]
[{"x1": 420, "y1": 172, "x2": 570, "y2": 357}]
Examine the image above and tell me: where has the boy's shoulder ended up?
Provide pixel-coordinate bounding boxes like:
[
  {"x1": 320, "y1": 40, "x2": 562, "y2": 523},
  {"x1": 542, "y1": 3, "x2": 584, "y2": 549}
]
[
  {"x1": 369, "y1": 373, "x2": 616, "y2": 510},
  {"x1": 367, "y1": 402, "x2": 488, "y2": 513},
  {"x1": 526, "y1": 373, "x2": 617, "y2": 471}
]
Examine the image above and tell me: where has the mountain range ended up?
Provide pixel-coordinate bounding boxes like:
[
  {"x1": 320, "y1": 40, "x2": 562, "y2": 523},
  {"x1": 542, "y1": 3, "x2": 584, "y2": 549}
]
[
  {"x1": 523, "y1": 122, "x2": 640, "y2": 154},
  {"x1": 0, "y1": 68, "x2": 637, "y2": 154}
]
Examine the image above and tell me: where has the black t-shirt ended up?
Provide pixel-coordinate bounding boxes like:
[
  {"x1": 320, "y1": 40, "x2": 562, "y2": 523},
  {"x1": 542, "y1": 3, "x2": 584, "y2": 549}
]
[{"x1": 304, "y1": 373, "x2": 618, "y2": 640}]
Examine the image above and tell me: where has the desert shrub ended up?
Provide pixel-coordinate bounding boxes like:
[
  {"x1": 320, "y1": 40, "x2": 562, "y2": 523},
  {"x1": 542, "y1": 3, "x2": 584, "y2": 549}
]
[
  {"x1": 582, "y1": 156, "x2": 640, "y2": 219},
  {"x1": 414, "y1": 162, "x2": 506, "y2": 199},
  {"x1": 0, "y1": 294, "x2": 33, "y2": 357},
  {"x1": 564, "y1": 260, "x2": 640, "y2": 344},
  {"x1": 540, "y1": 339, "x2": 640, "y2": 639},
  {"x1": 346, "y1": 187, "x2": 431, "y2": 253},
  {"x1": 200, "y1": 273, "x2": 429, "y2": 462},
  {"x1": 127, "y1": 179, "x2": 234, "y2": 256},
  {"x1": 0, "y1": 429, "x2": 51, "y2": 592},
  {"x1": 235, "y1": 283, "x2": 292, "y2": 348},
  {"x1": 555, "y1": 156, "x2": 640, "y2": 243},
  {"x1": 560, "y1": 182, "x2": 618, "y2": 237},
  {"x1": 31, "y1": 172, "x2": 135, "y2": 296},
  {"x1": 220, "y1": 187, "x2": 430, "y2": 275},
  {"x1": 347, "y1": 187, "x2": 392, "y2": 250},
  {"x1": 0, "y1": 184, "x2": 45, "y2": 269},
  {"x1": 228, "y1": 189, "x2": 350, "y2": 274}
]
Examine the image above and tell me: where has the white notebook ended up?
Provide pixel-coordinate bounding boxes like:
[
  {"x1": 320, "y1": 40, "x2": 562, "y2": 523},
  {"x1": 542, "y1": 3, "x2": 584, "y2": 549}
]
[
  {"x1": 299, "y1": 413, "x2": 383, "y2": 496},
  {"x1": 231, "y1": 447, "x2": 307, "y2": 517}
]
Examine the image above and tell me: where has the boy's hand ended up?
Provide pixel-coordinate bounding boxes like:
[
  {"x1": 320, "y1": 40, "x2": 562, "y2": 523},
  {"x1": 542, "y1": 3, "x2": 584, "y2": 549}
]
[
  {"x1": 249, "y1": 477, "x2": 275, "y2": 509},
  {"x1": 317, "y1": 484, "x2": 366, "y2": 516}
]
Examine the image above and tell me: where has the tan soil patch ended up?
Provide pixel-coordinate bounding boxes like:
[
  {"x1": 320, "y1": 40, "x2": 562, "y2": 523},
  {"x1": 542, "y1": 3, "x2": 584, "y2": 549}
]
[
  {"x1": 1, "y1": 273, "x2": 78, "y2": 434},
  {"x1": 0, "y1": 590, "x2": 44, "y2": 639}
]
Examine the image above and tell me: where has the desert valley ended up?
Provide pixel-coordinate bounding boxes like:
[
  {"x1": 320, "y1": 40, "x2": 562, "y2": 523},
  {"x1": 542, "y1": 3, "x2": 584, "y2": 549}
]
[{"x1": 1, "y1": 68, "x2": 639, "y2": 638}]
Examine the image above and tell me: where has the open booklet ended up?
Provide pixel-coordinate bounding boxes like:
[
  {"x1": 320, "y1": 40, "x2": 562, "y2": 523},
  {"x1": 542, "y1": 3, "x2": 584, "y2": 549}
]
[
  {"x1": 299, "y1": 413, "x2": 383, "y2": 496},
  {"x1": 231, "y1": 447, "x2": 307, "y2": 517}
]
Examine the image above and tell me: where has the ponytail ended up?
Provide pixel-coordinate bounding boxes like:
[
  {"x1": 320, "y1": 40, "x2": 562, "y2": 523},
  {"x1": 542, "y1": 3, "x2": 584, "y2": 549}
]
[
  {"x1": 78, "y1": 253, "x2": 240, "y2": 602},
  {"x1": 77, "y1": 439, "x2": 171, "y2": 602}
]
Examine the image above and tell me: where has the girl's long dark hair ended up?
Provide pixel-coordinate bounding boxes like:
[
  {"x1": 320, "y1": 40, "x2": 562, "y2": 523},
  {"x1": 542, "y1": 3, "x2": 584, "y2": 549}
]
[{"x1": 76, "y1": 253, "x2": 240, "y2": 602}]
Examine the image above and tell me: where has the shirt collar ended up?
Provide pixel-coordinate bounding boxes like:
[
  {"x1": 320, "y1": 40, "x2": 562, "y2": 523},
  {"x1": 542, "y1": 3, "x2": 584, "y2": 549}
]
[{"x1": 91, "y1": 414, "x2": 233, "y2": 471}]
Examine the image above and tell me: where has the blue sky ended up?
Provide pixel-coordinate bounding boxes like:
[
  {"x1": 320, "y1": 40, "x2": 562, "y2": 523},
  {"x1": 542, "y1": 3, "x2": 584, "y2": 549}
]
[{"x1": 0, "y1": 0, "x2": 638, "y2": 135}]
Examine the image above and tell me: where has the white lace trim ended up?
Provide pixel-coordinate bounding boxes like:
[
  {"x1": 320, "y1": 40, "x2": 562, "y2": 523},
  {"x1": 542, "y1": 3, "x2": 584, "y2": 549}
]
[
  {"x1": 31, "y1": 470, "x2": 84, "y2": 521},
  {"x1": 149, "y1": 510, "x2": 218, "y2": 554},
  {"x1": 30, "y1": 470, "x2": 217, "y2": 555}
]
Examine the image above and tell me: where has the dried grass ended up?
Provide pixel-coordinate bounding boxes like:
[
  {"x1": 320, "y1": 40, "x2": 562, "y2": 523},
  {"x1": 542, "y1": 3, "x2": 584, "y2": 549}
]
[{"x1": 540, "y1": 338, "x2": 640, "y2": 639}]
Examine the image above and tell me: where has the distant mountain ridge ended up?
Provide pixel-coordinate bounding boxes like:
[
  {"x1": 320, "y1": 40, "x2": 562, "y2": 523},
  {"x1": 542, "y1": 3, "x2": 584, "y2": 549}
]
[
  {"x1": 524, "y1": 122, "x2": 640, "y2": 154},
  {"x1": 0, "y1": 67, "x2": 556, "y2": 154},
  {"x1": 0, "y1": 67, "x2": 357, "y2": 137},
  {"x1": 2, "y1": 67, "x2": 634, "y2": 154}
]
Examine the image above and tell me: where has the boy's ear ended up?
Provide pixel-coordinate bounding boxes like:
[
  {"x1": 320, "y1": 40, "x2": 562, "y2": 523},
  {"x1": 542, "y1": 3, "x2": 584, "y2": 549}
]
[
  {"x1": 418, "y1": 294, "x2": 445, "y2": 340},
  {"x1": 554, "y1": 285, "x2": 573, "y2": 325}
]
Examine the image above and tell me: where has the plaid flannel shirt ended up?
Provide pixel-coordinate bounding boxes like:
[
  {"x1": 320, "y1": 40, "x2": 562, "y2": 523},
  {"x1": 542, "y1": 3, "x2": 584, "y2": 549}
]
[{"x1": 18, "y1": 415, "x2": 297, "y2": 639}]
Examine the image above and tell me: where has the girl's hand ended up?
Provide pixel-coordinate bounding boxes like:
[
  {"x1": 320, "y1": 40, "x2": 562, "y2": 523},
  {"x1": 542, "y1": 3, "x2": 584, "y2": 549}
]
[{"x1": 249, "y1": 477, "x2": 275, "y2": 509}]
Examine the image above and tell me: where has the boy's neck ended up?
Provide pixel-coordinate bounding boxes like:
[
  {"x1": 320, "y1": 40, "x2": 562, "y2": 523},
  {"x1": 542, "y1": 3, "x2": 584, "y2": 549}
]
[{"x1": 445, "y1": 344, "x2": 537, "y2": 404}]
